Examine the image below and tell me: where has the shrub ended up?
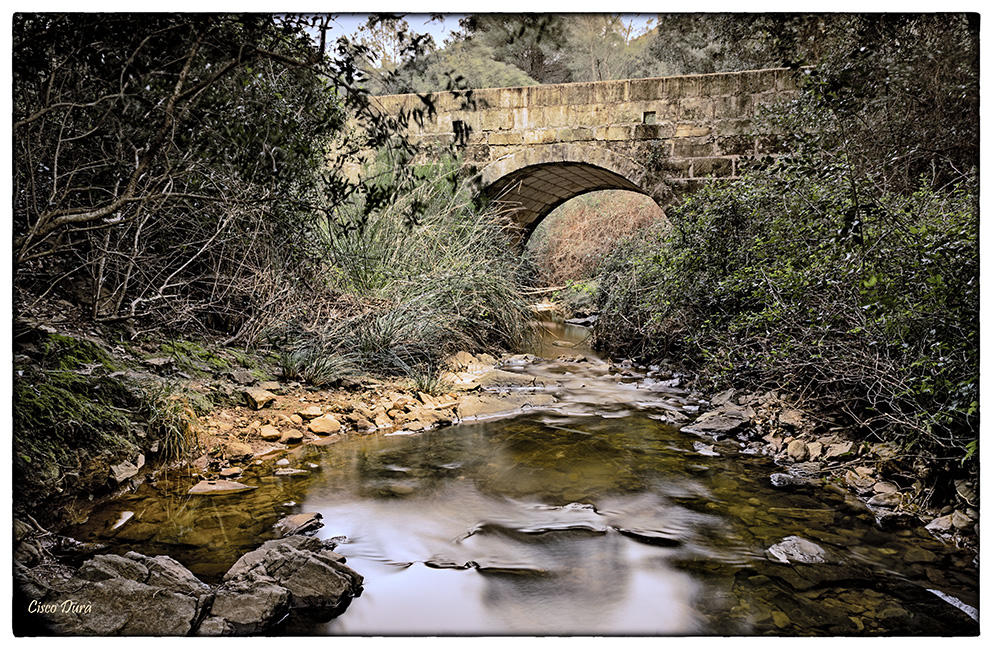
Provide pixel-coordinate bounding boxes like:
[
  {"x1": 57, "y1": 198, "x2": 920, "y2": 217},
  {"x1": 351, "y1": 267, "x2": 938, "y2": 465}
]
[{"x1": 596, "y1": 168, "x2": 978, "y2": 468}]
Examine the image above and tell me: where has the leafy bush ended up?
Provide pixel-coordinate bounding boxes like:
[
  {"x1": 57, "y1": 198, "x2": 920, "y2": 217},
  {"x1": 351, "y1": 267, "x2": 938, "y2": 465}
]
[{"x1": 596, "y1": 168, "x2": 978, "y2": 467}]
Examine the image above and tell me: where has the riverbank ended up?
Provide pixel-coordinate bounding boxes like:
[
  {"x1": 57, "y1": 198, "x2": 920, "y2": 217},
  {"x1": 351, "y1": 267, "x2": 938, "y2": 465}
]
[{"x1": 12, "y1": 321, "x2": 979, "y2": 635}]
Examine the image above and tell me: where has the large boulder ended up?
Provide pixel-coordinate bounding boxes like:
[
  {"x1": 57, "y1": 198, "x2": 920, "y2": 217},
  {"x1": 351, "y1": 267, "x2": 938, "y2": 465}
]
[
  {"x1": 683, "y1": 405, "x2": 752, "y2": 435},
  {"x1": 14, "y1": 536, "x2": 364, "y2": 636},
  {"x1": 17, "y1": 552, "x2": 212, "y2": 635},
  {"x1": 222, "y1": 536, "x2": 363, "y2": 611}
]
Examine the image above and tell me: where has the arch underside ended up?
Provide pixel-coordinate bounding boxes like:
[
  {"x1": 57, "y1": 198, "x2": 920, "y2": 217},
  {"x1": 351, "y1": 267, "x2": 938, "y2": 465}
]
[{"x1": 483, "y1": 162, "x2": 649, "y2": 238}]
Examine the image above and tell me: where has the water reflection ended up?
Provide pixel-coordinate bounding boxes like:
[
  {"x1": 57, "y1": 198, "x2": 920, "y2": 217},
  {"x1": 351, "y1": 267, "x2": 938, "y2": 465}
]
[{"x1": 66, "y1": 320, "x2": 979, "y2": 635}]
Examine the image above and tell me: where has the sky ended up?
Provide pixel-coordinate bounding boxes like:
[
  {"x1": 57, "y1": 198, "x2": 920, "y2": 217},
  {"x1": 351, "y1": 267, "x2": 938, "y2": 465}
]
[{"x1": 320, "y1": 12, "x2": 659, "y2": 49}]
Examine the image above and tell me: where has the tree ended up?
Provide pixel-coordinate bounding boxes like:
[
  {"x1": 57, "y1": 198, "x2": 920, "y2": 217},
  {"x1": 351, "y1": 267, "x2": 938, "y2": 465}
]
[
  {"x1": 458, "y1": 14, "x2": 572, "y2": 84},
  {"x1": 11, "y1": 13, "x2": 436, "y2": 340},
  {"x1": 564, "y1": 14, "x2": 653, "y2": 82}
]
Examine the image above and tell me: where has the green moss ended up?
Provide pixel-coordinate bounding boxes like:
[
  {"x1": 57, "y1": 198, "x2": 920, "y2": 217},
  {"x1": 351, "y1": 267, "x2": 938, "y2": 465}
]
[
  {"x1": 40, "y1": 333, "x2": 120, "y2": 372},
  {"x1": 160, "y1": 339, "x2": 232, "y2": 376},
  {"x1": 12, "y1": 364, "x2": 139, "y2": 499}
]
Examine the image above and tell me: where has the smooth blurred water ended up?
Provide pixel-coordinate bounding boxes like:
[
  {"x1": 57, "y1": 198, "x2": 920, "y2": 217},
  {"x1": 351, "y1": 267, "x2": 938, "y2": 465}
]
[{"x1": 69, "y1": 321, "x2": 979, "y2": 636}]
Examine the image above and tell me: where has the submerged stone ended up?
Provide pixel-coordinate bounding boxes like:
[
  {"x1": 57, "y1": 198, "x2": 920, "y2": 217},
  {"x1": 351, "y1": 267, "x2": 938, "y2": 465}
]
[
  {"x1": 767, "y1": 536, "x2": 827, "y2": 564},
  {"x1": 187, "y1": 479, "x2": 257, "y2": 495}
]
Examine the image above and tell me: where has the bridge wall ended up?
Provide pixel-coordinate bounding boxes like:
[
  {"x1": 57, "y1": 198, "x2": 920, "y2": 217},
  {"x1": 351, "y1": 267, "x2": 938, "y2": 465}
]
[{"x1": 373, "y1": 68, "x2": 798, "y2": 232}]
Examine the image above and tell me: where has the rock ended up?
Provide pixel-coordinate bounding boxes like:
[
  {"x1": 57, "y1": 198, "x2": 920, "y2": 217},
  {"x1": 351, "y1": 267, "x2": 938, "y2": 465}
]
[
  {"x1": 188, "y1": 480, "x2": 257, "y2": 495},
  {"x1": 445, "y1": 351, "x2": 481, "y2": 371},
  {"x1": 221, "y1": 440, "x2": 253, "y2": 462},
  {"x1": 289, "y1": 414, "x2": 304, "y2": 425},
  {"x1": 456, "y1": 393, "x2": 557, "y2": 420},
  {"x1": 710, "y1": 389, "x2": 736, "y2": 407},
  {"x1": 762, "y1": 432, "x2": 784, "y2": 452},
  {"x1": 778, "y1": 408, "x2": 805, "y2": 429},
  {"x1": 786, "y1": 439, "x2": 809, "y2": 461},
  {"x1": 684, "y1": 405, "x2": 751, "y2": 435},
  {"x1": 766, "y1": 536, "x2": 827, "y2": 564},
  {"x1": 274, "y1": 468, "x2": 309, "y2": 477},
  {"x1": 144, "y1": 357, "x2": 174, "y2": 369},
  {"x1": 844, "y1": 469, "x2": 876, "y2": 492},
  {"x1": 308, "y1": 415, "x2": 342, "y2": 435},
  {"x1": 219, "y1": 467, "x2": 243, "y2": 478},
  {"x1": 258, "y1": 381, "x2": 282, "y2": 393},
  {"x1": 564, "y1": 315, "x2": 598, "y2": 327},
  {"x1": 873, "y1": 481, "x2": 899, "y2": 494},
  {"x1": 297, "y1": 405, "x2": 324, "y2": 421},
  {"x1": 276, "y1": 458, "x2": 290, "y2": 466},
  {"x1": 806, "y1": 441, "x2": 823, "y2": 460},
  {"x1": 954, "y1": 479, "x2": 977, "y2": 507},
  {"x1": 109, "y1": 460, "x2": 139, "y2": 483},
  {"x1": 243, "y1": 388, "x2": 276, "y2": 410},
  {"x1": 823, "y1": 440, "x2": 854, "y2": 459},
  {"x1": 867, "y1": 492, "x2": 901, "y2": 508},
  {"x1": 279, "y1": 429, "x2": 304, "y2": 444},
  {"x1": 925, "y1": 514, "x2": 954, "y2": 532},
  {"x1": 222, "y1": 535, "x2": 363, "y2": 611},
  {"x1": 275, "y1": 513, "x2": 324, "y2": 537},
  {"x1": 228, "y1": 369, "x2": 255, "y2": 385},
  {"x1": 770, "y1": 473, "x2": 807, "y2": 488},
  {"x1": 475, "y1": 368, "x2": 551, "y2": 389},
  {"x1": 259, "y1": 424, "x2": 282, "y2": 441},
  {"x1": 18, "y1": 552, "x2": 211, "y2": 635},
  {"x1": 951, "y1": 510, "x2": 975, "y2": 529},
  {"x1": 208, "y1": 581, "x2": 290, "y2": 634}
]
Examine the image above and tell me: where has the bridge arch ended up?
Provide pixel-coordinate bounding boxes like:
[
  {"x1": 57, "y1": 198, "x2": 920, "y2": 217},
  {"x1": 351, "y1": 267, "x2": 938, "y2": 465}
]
[{"x1": 477, "y1": 144, "x2": 665, "y2": 239}]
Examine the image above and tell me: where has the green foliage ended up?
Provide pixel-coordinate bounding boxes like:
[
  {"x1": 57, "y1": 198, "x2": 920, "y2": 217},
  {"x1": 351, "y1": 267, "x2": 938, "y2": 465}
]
[
  {"x1": 596, "y1": 169, "x2": 978, "y2": 465},
  {"x1": 392, "y1": 40, "x2": 539, "y2": 93},
  {"x1": 593, "y1": 14, "x2": 978, "y2": 472},
  {"x1": 271, "y1": 154, "x2": 531, "y2": 385}
]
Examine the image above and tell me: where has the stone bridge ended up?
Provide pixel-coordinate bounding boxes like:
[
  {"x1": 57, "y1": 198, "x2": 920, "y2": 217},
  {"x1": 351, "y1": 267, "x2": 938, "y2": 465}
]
[{"x1": 372, "y1": 68, "x2": 798, "y2": 239}]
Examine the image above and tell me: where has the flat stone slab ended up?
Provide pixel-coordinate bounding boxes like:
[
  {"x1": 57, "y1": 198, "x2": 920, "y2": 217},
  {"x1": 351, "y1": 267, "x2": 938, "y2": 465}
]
[{"x1": 188, "y1": 480, "x2": 257, "y2": 495}]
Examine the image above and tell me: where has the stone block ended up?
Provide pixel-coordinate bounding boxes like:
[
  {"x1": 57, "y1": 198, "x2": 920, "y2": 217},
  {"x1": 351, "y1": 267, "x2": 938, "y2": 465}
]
[
  {"x1": 542, "y1": 104, "x2": 576, "y2": 127},
  {"x1": 775, "y1": 68, "x2": 802, "y2": 92},
  {"x1": 512, "y1": 106, "x2": 536, "y2": 129},
  {"x1": 497, "y1": 86, "x2": 529, "y2": 109},
  {"x1": 740, "y1": 70, "x2": 778, "y2": 94},
  {"x1": 528, "y1": 84, "x2": 561, "y2": 107},
  {"x1": 556, "y1": 127, "x2": 594, "y2": 142},
  {"x1": 667, "y1": 76, "x2": 701, "y2": 98},
  {"x1": 700, "y1": 72, "x2": 741, "y2": 96},
  {"x1": 675, "y1": 124, "x2": 712, "y2": 138},
  {"x1": 713, "y1": 95, "x2": 752, "y2": 120},
  {"x1": 594, "y1": 80, "x2": 628, "y2": 104},
  {"x1": 656, "y1": 157, "x2": 691, "y2": 178},
  {"x1": 714, "y1": 118, "x2": 754, "y2": 136},
  {"x1": 692, "y1": 157, "x2": 734, "y2": 178},
  {"x1": 633, "y1": 123, "x2": 673, "y2": 139},
  {"x1": 673, "y1": 140, "x2": 716, "y2": 157},
  {"x1": 629, "y1": 77, "x2": 666, "y2": 101},
  {"x1": 523, "y1": 129, "x2": 559, "y2": 145},
  {"x1": 594, "y1": 125, "x2": 632, "y2": 141},
  {"x1": 560, "y1": 83, "x2": 594, "y2": 105},
  {"x1": 478, "y1": 109, "x2": 513, "y2": 131},
  {"x1": 575, "y1": 106, "x2": 607, "y2": 127},
  {"x1": 680, "y1": 97, "x2": 713, "y2": 121},
  {"x1": 716, "y1": 135, "x2": 756, "y2": 156},
  {"x1": 487, "y1": 131, "x2": 523, "y2": 146}
]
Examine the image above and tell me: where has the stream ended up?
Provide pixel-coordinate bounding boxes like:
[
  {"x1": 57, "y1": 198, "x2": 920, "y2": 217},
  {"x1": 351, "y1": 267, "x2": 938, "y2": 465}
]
[{"x1": 67, "y1": 319, "x2": 979, "y2": 635}]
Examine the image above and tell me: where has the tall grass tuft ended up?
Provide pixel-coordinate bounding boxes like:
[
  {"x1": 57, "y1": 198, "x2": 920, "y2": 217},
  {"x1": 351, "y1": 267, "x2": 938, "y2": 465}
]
[{"x1": 273, "y1": 154, "x2": 531, "y2": 383}]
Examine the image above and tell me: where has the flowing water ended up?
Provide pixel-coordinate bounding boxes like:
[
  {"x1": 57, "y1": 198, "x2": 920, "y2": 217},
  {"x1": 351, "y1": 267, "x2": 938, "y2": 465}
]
[{"x1": 67, "y1": 319, "x2": 979, "y2": 636}]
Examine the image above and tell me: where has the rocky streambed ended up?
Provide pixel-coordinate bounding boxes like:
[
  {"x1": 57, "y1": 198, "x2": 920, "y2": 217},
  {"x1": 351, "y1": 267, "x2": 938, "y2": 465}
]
[{"x1": 13, "y1": 337, "x2": 980, "y2": 635}]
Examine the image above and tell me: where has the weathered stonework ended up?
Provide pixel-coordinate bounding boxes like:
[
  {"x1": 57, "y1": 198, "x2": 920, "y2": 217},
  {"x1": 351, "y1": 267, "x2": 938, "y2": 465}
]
[{"x1": 372, "y1": 68, "x2": 798, "y2": 238}]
